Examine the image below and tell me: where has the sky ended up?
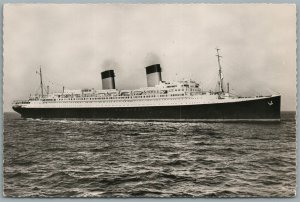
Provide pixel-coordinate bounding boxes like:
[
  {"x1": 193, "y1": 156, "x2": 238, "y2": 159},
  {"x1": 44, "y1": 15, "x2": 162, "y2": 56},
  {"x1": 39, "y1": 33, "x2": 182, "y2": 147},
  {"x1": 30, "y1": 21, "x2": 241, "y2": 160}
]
[{"x1": 3, "y1": 4, "x2": 296, "y2": 111}]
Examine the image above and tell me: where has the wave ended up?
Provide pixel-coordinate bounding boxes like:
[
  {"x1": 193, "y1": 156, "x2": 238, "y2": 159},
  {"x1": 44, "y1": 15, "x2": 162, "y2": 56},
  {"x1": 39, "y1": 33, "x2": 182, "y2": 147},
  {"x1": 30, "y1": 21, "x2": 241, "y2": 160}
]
[
  {"x1": 165, "y1": 159, "x2": 192, "y2": 167},
  {"x1": 12, "y1": 160, "x2": 37, "y2": 166},
  {"x1": 5, "y1": 171, "x2": 32, "y2": 178}
]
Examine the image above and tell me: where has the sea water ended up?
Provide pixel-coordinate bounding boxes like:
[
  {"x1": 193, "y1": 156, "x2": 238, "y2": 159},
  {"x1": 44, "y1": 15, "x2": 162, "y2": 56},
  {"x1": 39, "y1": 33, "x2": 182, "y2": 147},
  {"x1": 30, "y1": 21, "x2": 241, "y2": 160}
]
[{"x1": 3, "y1": 112, "x2": 296, "y2": 197}]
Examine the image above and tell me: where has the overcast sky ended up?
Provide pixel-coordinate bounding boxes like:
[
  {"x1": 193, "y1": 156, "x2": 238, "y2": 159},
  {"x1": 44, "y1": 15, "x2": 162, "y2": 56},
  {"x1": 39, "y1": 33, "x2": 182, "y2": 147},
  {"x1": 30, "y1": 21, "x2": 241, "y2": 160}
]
[{"x1": 3, "y1": 4, "x2": 296, "y2": 112}]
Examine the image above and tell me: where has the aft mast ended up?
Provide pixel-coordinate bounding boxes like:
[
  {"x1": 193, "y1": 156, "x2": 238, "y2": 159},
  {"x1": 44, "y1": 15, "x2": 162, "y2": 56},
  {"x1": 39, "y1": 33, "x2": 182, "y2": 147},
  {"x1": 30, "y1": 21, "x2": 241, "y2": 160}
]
[
  {"x1": 39, "y1": 66, "x2": 44, "y2": 97},
  {"x1": 216, "y1": 48, "x2": 224, "y2": 94}
]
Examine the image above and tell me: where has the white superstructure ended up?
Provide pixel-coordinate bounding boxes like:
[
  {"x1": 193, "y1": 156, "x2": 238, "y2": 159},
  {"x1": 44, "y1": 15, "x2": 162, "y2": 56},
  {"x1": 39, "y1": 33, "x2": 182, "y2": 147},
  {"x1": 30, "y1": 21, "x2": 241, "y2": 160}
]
[{"x1": 13, "y1": 78, "x2": 274, "y2": 109}]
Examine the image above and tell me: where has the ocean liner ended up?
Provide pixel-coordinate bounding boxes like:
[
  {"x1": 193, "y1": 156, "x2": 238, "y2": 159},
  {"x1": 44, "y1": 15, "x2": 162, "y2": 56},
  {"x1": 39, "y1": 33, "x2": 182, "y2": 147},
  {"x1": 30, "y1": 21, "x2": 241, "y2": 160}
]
[{"x1": 12, "y1": 49, "x2": 281, "y2": 121}]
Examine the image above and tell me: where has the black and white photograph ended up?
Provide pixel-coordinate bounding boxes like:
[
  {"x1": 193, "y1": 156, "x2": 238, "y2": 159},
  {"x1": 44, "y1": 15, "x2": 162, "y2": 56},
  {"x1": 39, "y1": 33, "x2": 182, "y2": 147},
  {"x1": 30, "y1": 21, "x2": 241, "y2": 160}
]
[{"x1": 3, "y1": 3, "x2": 296, "y2": 197}]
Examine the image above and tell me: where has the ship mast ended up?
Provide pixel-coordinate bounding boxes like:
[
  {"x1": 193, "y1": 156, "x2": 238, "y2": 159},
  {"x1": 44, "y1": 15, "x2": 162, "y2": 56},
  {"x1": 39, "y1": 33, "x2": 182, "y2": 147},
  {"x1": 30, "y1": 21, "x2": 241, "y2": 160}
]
[
  {"x1": 39, "y1": 66, "x2": 44, "y2": 97},
  {"x1": 216, "y1": 48, "x2": 224, "y2": 94}
]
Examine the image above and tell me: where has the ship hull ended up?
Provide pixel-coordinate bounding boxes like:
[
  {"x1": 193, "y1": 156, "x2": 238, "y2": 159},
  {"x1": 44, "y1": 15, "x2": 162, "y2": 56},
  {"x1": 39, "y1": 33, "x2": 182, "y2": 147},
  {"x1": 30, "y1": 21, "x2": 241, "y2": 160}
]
[{"x1": 12, "y1": 96, "x2": 281, "y2": 122}]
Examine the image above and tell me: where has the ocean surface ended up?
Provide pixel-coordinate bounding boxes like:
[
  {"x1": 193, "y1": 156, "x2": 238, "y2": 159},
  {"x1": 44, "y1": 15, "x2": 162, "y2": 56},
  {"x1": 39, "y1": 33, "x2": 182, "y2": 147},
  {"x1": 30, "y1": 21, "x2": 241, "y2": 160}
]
[{"x1": 3, "y1": 112, "x2": 296, "y2": 197}]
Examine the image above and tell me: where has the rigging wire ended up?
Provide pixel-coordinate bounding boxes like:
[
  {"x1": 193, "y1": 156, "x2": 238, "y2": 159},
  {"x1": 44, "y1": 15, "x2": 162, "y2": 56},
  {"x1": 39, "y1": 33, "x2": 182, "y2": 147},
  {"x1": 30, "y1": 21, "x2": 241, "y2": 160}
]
[{"x1": 34, "y1": 67, "x2": 67, "y2": 95}]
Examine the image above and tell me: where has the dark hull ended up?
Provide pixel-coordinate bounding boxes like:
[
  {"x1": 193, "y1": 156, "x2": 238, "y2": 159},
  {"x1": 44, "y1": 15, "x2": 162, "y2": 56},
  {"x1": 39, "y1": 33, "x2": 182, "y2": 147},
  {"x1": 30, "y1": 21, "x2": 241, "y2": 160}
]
[{"x1": 13, "y1": 96, "x2": 281, "y2": 122}]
